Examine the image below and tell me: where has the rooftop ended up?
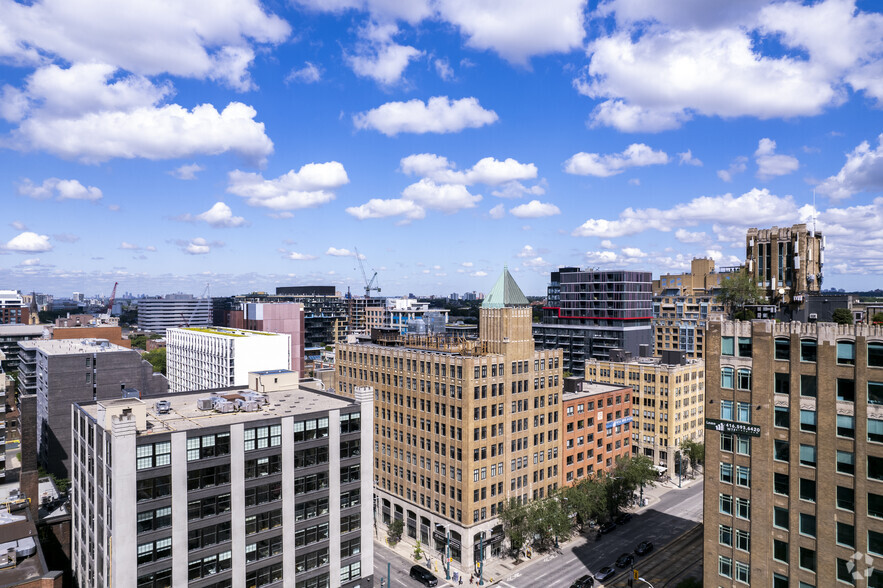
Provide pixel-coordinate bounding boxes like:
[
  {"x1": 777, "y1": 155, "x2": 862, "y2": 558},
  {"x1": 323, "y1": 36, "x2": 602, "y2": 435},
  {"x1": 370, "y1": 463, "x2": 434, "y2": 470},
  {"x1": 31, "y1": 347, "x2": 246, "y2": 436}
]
[
  {"x1": 18, "y1": 338, "x2": 127, "y2": 355},
  {"x1": 78, "y1": 381, "x2": 354, "y2": 434},
  {"x1": 177, "y1": 326, "x2": 285, "y2": 338},
  {"x1": 563, "y1": 382, "x2": 631, "y2": 400},
  {"x1": 482, "y1": 266, "x2": 529, "y2": 309}
]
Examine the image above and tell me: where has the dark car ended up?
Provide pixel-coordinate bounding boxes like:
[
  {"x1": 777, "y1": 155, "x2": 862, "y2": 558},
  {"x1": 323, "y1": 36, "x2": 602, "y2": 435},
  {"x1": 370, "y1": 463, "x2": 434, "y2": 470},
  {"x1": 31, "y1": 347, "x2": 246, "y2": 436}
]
[
  {"x1": 569, "y1": 575, "x2": 595, "y2": 588},
  {"x1": 409, "y1": 565, "x2": 438, "y2": 587},
  {"x1": 614, "y1": 512, "x2": 633, "y2": 525},
  {"x1": 635, "y1": 541, "x2": 653, "y2": 556},
  {"x1": 599, "y1": 521, "x2": 617, "y2": 534},
  {"x1": 595, "y1": 567, "x2": 616, "y2": 582},
  {"x1": 615, "y1": 553, "x2": 635, "y2": 568}
]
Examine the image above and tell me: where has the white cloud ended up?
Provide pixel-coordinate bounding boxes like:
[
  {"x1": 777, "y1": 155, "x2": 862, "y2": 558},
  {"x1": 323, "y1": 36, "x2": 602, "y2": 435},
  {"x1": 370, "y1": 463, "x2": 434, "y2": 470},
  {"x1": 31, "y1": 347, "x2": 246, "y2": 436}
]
[
  {"x1": 509, "y1": 200, "x2": 561, "y2": 218},
  {"x1": 678, "y1": 149, "x2": 703, "y2": 167},
  {"x1": 817, "y1": 134, "x2": 883, "y2": 201},
  {"x1": 20, "y1": 258, "x2": 41, "y2": 266},
  {"x1": 573, "y1": 188, "x2": 798, "y2": 238},
  {"x1": 491, "y1": 181, "x2": 545, "y2": 199},
  {"x1": 717, "y1": 156, "x2": 748, "y2": 182},
  {"x1": 627, "y1": 178, "x2": 641, "y2": 186},
  {"x1": 286, "y1": 62, "x2": 322, "y2": 84},
  {"x1": 461, "y1": 262, "x2": 474, "y2": 267},
  {"x1": 4, "y1": 232, "x2": 52, "y2": 252},
  {"x1": 755, "y1": 138, "x2": 799, "y2": 179},
  {"x1": 227, "y1": 163, "x2": 349, "y2": 211},
  {"x1": 564, "y1": 144, "x2": 669, "y2": 177},
  {"x1": 326, "y1": 247, "x2": 363, "y2": 258},
  {"x1": 470, "y1": 270, "x2": 488, "y2": 277},
  {"x1": 345, "y1": 22, "x2": 423, "y2": 86},
  {"x1": 0, "y1": 0, "x2": 290, "y2": 91},
  {"x1": 120, "y1": 242, "x2": 140, "y2": 250},
  {"x1": 600, "y1": 240, "x2": 615, "y2": 249},
  {"x1": 620, "y1": 247, "x2": 647, "y2": 258},
  {"x1": 401, "y1": 179, "x2": 481, "y2": 213},
  {"x1": 10, "y1": 221, "x2": 27, "y2": 231},
  {"x1": 294, "y1": 0, "x2": 432, "y2": 25},
  {"x1": 400, "y1": 153, "x2": 537, "y2": 186},
  {"x1": 179, "y1": 202, "x2": 247, "y2": 228},
  {"x1": 434, "y1": 58, "x2": 454, "y2": 80},
  {"x1": 170, "y1": 163, "x2": 204, "y2": 180},
  {"x1": 489, "y1": 204, "x2": 506, "y2": 219},
  {"x1": 517, "y1": 245, "x2": 537, "y2": 258},
  {"x1": 353, "y1": 96, "x2": 498, "y2": 136},
  {"x1": 18, "y1": 177, "x2": 102, "y2": 201},
  {"x1": 183, "y1": 238, "x2": 215, "y2": 255},
  {"x1": 675, "y1": 229, "x2": 708, "y2": 243},
  {"x1": 286, "y1": 251, "x2": 318, "y2": 261},
  {"x1": 345, "y1": 199, "x2": 426, "y2": 222},
  {"x1": 585, "y1": 250, "x2": 618, "y2": 264}
]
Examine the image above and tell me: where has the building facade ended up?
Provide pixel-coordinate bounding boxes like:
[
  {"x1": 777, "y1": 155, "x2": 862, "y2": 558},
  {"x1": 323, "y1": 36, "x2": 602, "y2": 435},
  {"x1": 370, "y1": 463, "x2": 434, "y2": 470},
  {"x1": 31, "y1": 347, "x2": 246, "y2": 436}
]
[
  {"x1": 228, "y1": 303, "x2": 306, "y2": 376},
  {"x1": 17, "y1": 339, "x2": 168, "y2": 479},
  {"x1": 0, "y1": 291, "x2": 29, "y2": 326},
  {"x1": 166, "y1": 327, "x2": 291, "y2": 393},
  {"x1": 746, "y1": 223, "x2": 824, "y2": 304},
  {"x1": 560, "y1": 382, "x2": 633, "y2": 485},
  {"x1": 71, "y1": 370, "x2": 374, "y2": 588},
  {"x1": 585, "y1": 353, "x2": 705, "y2": 475},
  {"x1": 703, "y1": 320, "x2": 883, "y2": 587},
  {"x1": 335, "y1": 269, "x2": 562, "y2": 572},
  {"x1": 137, "y1": 296, "x2": 212, "y2": 336},
  {"x1": 533, "y1": 267, "x2": 652, "y2": 376}
]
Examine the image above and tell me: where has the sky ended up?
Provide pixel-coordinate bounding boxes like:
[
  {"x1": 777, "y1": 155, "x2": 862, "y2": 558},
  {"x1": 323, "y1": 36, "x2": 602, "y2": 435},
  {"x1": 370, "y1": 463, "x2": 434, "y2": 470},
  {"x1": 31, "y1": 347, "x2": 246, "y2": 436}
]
[{"x1": 2, "y1": 0, "x2": 883, "y2": 298}]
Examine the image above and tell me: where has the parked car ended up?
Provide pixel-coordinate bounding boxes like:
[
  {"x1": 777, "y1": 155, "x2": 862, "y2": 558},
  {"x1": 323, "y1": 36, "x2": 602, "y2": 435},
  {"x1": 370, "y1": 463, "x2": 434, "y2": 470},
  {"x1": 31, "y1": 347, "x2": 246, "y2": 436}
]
[
  {"x1": 569, "y1": 574, "x2": 595, "y2": 588},
  {"x1": 615, "y1": 553, "x2": 635, "y2": 568},
  {"x1": 409, "y1": 565, "x2": 438, "y2": 587},
  {"x1": 635, "y1": 541, "x2": 653, "y2": 556},
  {"x1": 599, "y1": 521, "x2": 617, "y2": 534},
  {"x1": 614, "y1": 512, "x2": 633, "y2": 525},
  {"x1": 595, "y1": 567, "x2": 616, "y2": 582}
]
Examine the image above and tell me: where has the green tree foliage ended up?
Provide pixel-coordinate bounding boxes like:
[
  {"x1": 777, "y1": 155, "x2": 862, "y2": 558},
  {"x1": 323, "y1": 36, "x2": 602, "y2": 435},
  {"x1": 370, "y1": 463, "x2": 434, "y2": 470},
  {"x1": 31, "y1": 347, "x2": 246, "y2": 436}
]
[
  {"x1": 527, "y1": 491, "x2": 572, "y2": 549},
  {"x1": 129, "y1": 333, "x2": 160, "y2": 350},
  {"x1": 832, "y1": 308, "x2": 854, "y2": 325},
  {"x1": 873, "y1": 312, "x2": 883, "y2": 325},
  {"x1": 143, "y1": 348, "x2": 166, "y2": 374},
  {"x1": 680, "y1": 439, "x2": 705, "y2": 471},
  {"x1": 716, "y1": 270, "x2": 763, "y2": 319},
  {"x1": 565, "y1": 473, "x2": 608, "y2": 529},
  {"x1": 498, "y1": 498, "x2": 531, "y2": 559},
  {"x1": 387, "y1": 519, "x2": 404, "y2": 545},
  {"x1": 413, "y1": 540, "x2": 424, "y2": 560},
  {"x1": 604, "y1": 455, "x2": 657, "y2": 517}
]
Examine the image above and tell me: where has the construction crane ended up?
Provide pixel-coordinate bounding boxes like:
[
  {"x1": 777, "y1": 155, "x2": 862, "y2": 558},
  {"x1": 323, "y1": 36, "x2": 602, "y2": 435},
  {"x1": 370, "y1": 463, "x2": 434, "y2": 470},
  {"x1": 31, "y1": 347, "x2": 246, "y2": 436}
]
[
  {"x1": 179, "y1": 283, "x2": 212, "y2": 327},
  {"x1": 354, "y1": 247, "x2": 380, "y2": 298},
  {"x1": 106, "y1": 282, "x2": 118, "y2": 314}
]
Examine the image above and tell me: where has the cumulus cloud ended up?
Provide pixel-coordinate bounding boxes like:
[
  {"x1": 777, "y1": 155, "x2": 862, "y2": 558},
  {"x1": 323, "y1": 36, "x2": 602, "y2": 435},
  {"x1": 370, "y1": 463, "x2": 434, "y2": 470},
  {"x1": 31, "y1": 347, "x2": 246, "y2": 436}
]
[
  {"x1": 755, "y1": 138, "x2": 799, "y2": 179},
  {"x1": 286, "y1": 251, "x2": 318, "y2": 260},
  {"x1": 401, "y1": 179, "x2": 481, "y2": 213},
  {"x1": 345, "y1": 22, "x2": 423, "y2": 86},
  {"x1": 817, "y1": 134, "x2": 883, "y2": 201},
  {"x1": 491, "y1": 181, "x2": 545, "y2": 199},
  {"x1": 170, "y1": 163, "x2": 204, "y2": 180},
  {"x1": 675, "y1": 229, "x2": 709, "y2": 243},
  {"x1": 353, "y1": 96, "x2": 498, "y2": 136},
  {"x1": 470, "y1": 270, "x2": 488, "y2": 277},
  {"x1": 227, "y1": 162, "x2": 349, "y2": 211},
  {"x1": 509, "y1": 200, "x2": 561, "y2": 218},
  {"x1": 564, "y1": 144, "x2": 669, "y2": 177},
  {"x1": 10, "y1": 221, "x2": 27, "y2": 231},
  {"x1": 178, "y1": 202, "x2": 248, "y2": 228},
  {"x1": 286, "y1": 62, "x2": 322, "y2": 84},
  {"x1": 678, "y1": 149, "x2": 703, "y2": 166},
  {"x1": 717, "y1": 156, "x2": 748, "y2": 182},
  {"x1": 345, "y1": 199, "x2": 426, "y2": 222},
  {"x1": 326, "y1": 247, "x2": 364, "y2": 258},
  {"x1": 488, "y1": 204, "x2": 506, "y2": 219},
  {"x1": 572, "y1": 188, "x2": 798, "y2": 238},
  {"x1": 120, "y1": 242, "x2": 157, "y2": 252},
  {"x1": 4, "y1": 232, "x2": 52, "y2": 252},
  {"x1": 400, "y1": 153, "x2": 537, "y2": 186},
  {"x1": 18, "y1": 177, "x2": 102, "y2": 201},
  {"x1": 176, "y1": 237, "x2": 222, "y2": 255},
  {"x1": 585, "y1": 250, "x2": 618, "y2": 264},
  {"x1": 620, "y1": 247, "x2": 647, "y2": 258},
  {"x1": 434, "y1": 58, "x2": 454, "y2": 80}
]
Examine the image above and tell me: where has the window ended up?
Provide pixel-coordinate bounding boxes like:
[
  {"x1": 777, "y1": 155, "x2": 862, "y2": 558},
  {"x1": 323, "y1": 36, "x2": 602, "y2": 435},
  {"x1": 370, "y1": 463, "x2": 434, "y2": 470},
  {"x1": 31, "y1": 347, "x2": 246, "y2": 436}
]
[
  {"x1": 736, "y1": 402, "x2": 751, "y2": 423},
  {"x1": 871, "y1": 455, "x2": 883, "y2": 481},
  {"x1": 773, "y1": 539, "x2": 788, "y2": 562},
  {"x1": 775, "y1": 338, "x2": 790, "y2": 360},
  {"x1": 244, "y1": 425, "x2": 282, "y2": 450},
  {"x1": 138, "y1": 538, "x2": 172, "y2": 565},
  {"x1": 837, "y1": 451, "x2": 855, "y2": 475},
  {"x1": 774, "y1": 506, "x2": 789, "y2": 529},
  {"x1": 838, "y1": 558, "x2": 857, "y2": 585},
  {"x1": 719, "y1": 525, "x2": 733, "y2": 546},
  {"x1": 721, "y1": 400, "x2": 734, "y2": 421},
  {"x1": 838, "y1": 415, "x2": 856, "y2": 438},
  {"x1": 838, "y1": 341, "x2": 856, "y2": 365},
  {"x1": 800, "y1": 374, "x2": 817, "y2": 397},
  {"x1": 719, "y1": 556, "x2": 733, "y2": 579},
  {"x1": 800, "y1": 410, "x2": 817, "y2": 433},
  {"x1": 736, "y1": 466, "x2": 751, "y2": 487},
  {"x1": 870, "y1": 530, "x2": 883, "y2": 556},
  {"x1": 870, "y1": 382, "x2": 883, "y2": 405},
  {"x1": 137, "y1": 507, "x2": 172, "y2": 533},
  {"x1": 187, "y1": 433, "x2": 231, "y2": 461},
  {"x1": 837, "y1": 522, "x2": 855, "y2": 548},
  {"x1": 736, "y1": 497, "x2": 750, "y2": 519},
  {"x1": 870, "y1": 419, "x2": 883, "y2": 444},
  {"x1": 799, "y1": 513, "x2": 816, "y2": 537},
  {"x1": 801, "y1": 339, "x2": 818, "y2": 362},
  {"x1": 799, "y1": 444, "x2": 817, "y2": 467},
  {"x1": 736, "y1": 436, "x2": 750, "y2": 455},
  {"x1": 869, "y1": 492, "x2": 883, "y2": 518},
  {"x1": 774, "y1": 473, "x2": 789, "y2": 495},
  {"x1": 838, "y1": 486, "x2": 855, "y2": 511},
  {"x1": 735, "y1": 561, "x2": 750, "y2": 584},
  {"x1": 735, "y1": 529, "x2": 750, "y2": 552},
  {"x1": 799, "y1": 547, "x2": 816, "y2": 572},
  {"x1": 719, "y1": 494, "x2": 733, "y2": 515},
  {"x1": 800, "y1": 478, "x2": 816, "y2": 502},
  {"x1": 773, "y1": 574, "x2": 789, "y2": 588},
  {"x1": 340, "y1": 562, "x2": 361, "y2": 584},
  {"x1": 774, "y1": 439, "x2": 789, "y2": 461},
  {"x1": 737, "y1": 369, "x2": 751, "y2": 391},
  {"x1": 870, "y1": 342, "x2": 883, "y2": 367},
  {"x1": 721, "y1": 368, "x2": 734, "y2": 390},
  {"x1": 738, "y1": 337, "x2": 752, "y2": 357},
  {"x1": 720, "y1": 463, "x2": 733, "y2": 484},
  {"x1": 775, "y1": 372, "x2": 790, "y2": 395},
  {"x1": 838, "y1": 379, "x2": 856, "y2": 402},
  {"x1": 720, "y1": 433, "x2": 733, "y2": 452},
  {"x1": 722, "y1": 337, "x2": 734, "y2": 356},
  {"x1": 774, "y1": 406, "x2": 789, "y2": 428},
  {"x1": 136, "y1": 442, "x2": 171, "y2": 470}
]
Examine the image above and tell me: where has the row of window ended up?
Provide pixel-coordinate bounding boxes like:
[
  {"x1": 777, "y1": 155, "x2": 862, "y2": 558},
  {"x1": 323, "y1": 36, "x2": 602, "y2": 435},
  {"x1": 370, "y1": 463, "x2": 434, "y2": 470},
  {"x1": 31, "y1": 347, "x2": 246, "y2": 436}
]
[{"x1": 724, "y1": 335, "x2": 883, "y2": 366}]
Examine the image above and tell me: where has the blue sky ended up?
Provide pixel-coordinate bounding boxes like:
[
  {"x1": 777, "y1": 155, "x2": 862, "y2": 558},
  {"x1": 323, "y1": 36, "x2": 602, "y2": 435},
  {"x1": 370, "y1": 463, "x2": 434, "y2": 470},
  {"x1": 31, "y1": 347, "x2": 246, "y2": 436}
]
[{"x1": 2, "y1": 0, "x2": 883, "y2": 297}]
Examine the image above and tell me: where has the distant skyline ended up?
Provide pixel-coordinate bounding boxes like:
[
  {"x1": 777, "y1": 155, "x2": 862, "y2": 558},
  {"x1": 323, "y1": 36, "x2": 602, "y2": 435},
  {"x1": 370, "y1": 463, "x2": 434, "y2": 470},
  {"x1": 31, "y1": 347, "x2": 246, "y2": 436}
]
[{"x1": 3, "y1": 0, "x2": 883, "y2": 297}]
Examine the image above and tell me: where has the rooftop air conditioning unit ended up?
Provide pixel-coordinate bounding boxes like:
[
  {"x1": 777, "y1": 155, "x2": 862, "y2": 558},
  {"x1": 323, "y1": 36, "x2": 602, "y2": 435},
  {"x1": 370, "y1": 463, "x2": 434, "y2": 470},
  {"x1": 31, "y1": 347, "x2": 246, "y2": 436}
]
[
  {"x1": 155, "y1": 400, "x2": 171, "y2": 414},
  {"x1": 215, "y1": 399, "x2": 236, "y2": 413},
  {"x1": 196, "y1": 398, "x2": 214, "y2": 411}
]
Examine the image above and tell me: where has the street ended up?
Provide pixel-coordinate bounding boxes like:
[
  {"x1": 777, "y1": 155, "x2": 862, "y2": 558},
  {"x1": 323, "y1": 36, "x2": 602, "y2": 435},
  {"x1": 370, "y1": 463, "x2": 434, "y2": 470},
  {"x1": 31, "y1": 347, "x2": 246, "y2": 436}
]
[{"x1": 373, "y1": 482, "x2": 703, "y2": 588}]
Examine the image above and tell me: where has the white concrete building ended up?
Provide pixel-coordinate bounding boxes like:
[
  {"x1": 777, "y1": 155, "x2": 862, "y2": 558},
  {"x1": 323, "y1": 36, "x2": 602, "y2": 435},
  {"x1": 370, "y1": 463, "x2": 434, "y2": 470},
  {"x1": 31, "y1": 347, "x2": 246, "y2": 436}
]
[
  {"x1": 167, "y1": 327, "x2": 291, "y2": 393},
  {"x1": 137, "y1": 295, "x2": 212, "y2": 335},
  {"x1": 71, "y1": 370, "x2": 374, "y2": 588}
]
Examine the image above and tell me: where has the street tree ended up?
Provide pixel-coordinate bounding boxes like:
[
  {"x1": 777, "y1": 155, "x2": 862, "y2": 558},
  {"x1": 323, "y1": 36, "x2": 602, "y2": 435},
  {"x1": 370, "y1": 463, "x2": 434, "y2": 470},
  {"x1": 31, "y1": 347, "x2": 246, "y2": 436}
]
[
  {"x1": 527, "y1": 491, "x2": 571, "y2": 549},
  {"x1": 564, "y1": 475, "x2": 607, "y2": 529},
  {"x1": 387, "y1": 519, "x2": 404, "y2": 545},
  {"x1": 716, "y1": 270, "x2": 763, "y2": 319},
  {"x1": 680, "y1": 439, "x2": 705, "y2": 473},
  {"x1": 605, "y1": 455, "x2": 657, "y2": 517},
  {"x1": 498, "y1": 498, "x2": 531, "y2": 560},
  {"x1": 832, "y1": 308, "x2": 854, "y2": 325}
]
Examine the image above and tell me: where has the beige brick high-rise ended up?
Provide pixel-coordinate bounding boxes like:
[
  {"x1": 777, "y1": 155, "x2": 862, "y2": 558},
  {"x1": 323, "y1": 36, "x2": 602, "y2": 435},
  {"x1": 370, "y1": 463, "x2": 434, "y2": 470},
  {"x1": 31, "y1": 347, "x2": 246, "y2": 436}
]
[
  {"x1": 336, "y1": 268, "x2": 561, "y2": 572},
  {"x1": 704, "y1": 320, "x2": 883, "y2": 587}
]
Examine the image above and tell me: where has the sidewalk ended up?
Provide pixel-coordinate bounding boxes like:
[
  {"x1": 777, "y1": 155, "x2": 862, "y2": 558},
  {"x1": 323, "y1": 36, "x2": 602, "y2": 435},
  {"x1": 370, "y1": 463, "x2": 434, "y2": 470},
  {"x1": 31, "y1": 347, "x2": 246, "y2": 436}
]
[{"x1": 376, "y1": 471, "x2": 703, "y2": 586}]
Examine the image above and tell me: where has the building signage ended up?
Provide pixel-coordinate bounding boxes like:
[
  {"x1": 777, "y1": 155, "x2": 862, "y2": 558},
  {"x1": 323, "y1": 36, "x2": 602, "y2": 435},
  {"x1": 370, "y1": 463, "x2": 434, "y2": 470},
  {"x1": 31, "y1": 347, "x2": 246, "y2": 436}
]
[
  {"x1": 704, "y1": 418, "x2": 761, "y2": 437},
  {"x1": 606, "y1": 416, "x2": 633, "y2": 429},
  {"x1": 432, "y1": 530, "x2": 462, "y2": 549}
]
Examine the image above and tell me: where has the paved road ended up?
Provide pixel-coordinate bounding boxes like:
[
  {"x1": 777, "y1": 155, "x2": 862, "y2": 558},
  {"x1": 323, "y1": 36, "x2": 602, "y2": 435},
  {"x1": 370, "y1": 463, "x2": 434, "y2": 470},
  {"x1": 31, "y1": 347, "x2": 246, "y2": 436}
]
[{"x1": 373, "y1": 482, "x2": 703, "y2": 588}]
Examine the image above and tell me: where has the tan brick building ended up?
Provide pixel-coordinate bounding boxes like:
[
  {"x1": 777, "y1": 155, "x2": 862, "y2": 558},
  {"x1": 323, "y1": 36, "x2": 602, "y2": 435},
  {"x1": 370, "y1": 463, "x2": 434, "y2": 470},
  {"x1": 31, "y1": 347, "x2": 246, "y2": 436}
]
[
  {"x1": 585, "y1": 354, "x2": 704, "y2": 475},
  {"x1": 335, "y1": 268, "x2": 562, "y2": 571},
  {"x1": 745, "y1": 223, "x2": 823, "y2": 304},
  {"x1": 704, "y1": 320, "x2": 883, "y2": 587},
  {"x1": 561, "y1": 382, "x2": 633, "y2": 485}
]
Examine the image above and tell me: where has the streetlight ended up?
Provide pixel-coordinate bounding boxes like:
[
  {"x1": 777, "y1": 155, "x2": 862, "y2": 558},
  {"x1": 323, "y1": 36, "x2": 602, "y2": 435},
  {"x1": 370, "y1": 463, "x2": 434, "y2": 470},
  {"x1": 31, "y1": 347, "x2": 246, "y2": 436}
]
[
  {"x1": 446, "y1": 528, "x2": 451, "y2": 580},
  {"x1": 636, "y1": 578, "x2": 655, "y2": 588}
]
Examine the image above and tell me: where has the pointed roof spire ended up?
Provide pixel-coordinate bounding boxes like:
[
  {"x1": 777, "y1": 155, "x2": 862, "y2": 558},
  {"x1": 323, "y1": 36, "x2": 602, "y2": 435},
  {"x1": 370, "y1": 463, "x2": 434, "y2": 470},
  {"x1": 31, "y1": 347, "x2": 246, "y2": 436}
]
[{"x1": 482, "y1": 265, "x2": 529, "y2": 308}]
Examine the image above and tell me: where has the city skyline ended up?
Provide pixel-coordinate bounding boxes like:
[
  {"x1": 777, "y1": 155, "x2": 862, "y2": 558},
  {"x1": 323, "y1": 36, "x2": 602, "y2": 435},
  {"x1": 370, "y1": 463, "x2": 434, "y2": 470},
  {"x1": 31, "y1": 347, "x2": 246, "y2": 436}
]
[{"x1": 3, "y1": 1, "x2": 883, "y2": 297}]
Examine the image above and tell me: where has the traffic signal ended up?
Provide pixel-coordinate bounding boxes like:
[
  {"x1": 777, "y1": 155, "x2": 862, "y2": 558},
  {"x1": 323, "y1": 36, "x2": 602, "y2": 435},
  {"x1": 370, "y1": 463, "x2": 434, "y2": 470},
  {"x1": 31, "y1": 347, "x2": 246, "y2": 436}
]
[{"x1": 634, "y1": 570, "x2": 639, "y2": 580}]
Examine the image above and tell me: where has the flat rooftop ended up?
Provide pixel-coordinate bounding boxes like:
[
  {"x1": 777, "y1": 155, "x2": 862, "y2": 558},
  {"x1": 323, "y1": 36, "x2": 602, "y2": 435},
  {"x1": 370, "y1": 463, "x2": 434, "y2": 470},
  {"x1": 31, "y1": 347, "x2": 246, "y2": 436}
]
[
  {"x1": 176, "y1": 327, "x2": 286, "y2": 338},
  {"x1": 564, "y1": 382, "x2": 631, "y2": 400},
  {"x1": 18, "y1": 338, "x2": 126, "y2": 355},
  {"x1": 79, "y1": 383, "x2": 354, "y2": 434}
]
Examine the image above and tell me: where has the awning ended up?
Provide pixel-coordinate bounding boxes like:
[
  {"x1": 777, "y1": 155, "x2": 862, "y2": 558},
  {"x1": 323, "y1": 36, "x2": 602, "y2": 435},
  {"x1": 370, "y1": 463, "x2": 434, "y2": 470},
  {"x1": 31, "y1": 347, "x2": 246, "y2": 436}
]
[{"x1": 653, "y1": 465, "x2": 667, "y2": 474}]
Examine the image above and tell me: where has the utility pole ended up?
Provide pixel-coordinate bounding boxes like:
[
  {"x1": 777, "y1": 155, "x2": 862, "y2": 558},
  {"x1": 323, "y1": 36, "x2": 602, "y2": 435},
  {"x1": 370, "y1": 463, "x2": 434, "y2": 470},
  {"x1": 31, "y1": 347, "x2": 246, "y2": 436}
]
[{"x1": 446, "y1": 530, "x2": 451, "y2": 580}]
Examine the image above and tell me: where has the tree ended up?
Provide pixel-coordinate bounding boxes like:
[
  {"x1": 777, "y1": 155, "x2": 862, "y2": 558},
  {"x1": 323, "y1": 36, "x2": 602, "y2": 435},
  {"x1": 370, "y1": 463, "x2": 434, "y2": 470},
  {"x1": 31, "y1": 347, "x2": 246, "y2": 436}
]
[
  {"x1": 527, "y1": 492, "x2": 571, "y2": 549},
  {"x1": 564, "y1": 475, "x2": 607, "y2": 529},
  {"x1": 387, "y1": 519, "x2": 404, "y2": 545},
  {"x1": 605, "y1": 455, "x2": 657, "y2": 517},
  {"x1": 832, "y1": 308, "x2": 854, "y2": 325},
  {"x1": 873, "y1": 312, "x2": 883, "y2": 325},
  {"x1": 143, "y1": 348, "x2": 166, "y2": 375},
  {"x1": 498, "y1": 498, "x2": 531, "y2": 560},
  {"x1": 413, "y1": 540, "x2": 424, "y2": 561},
  {"x1": 680, "y1": 439, "x2": 705, "y2": 473},
  {"x1": 716, "y1": 270, "x2": 763, "y2": 319}
]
